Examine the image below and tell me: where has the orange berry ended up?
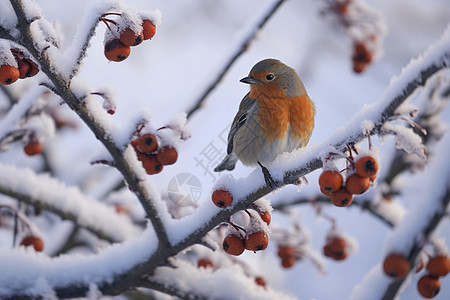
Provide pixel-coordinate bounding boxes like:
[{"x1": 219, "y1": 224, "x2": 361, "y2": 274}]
[
  {"x1": 329, "y1": 187, "x2": 353, "y2": 207},
  {"x1": 0, "y1": 64, "x2": 20, "y2": 85},
  {"x1": 197, "y1": 258, "x2": 213, "y2": 269},
  {"x1": 345, "y1": 173, "x2": 370, "y2": 195},
  {"x1": 20, "y1": 236, "x2": 44, "y2": 252},
  {"x1": 24, "y1": 140, "x2": 43, "y2": 156},
  {"x1": 383, "y1": 254, "x2": 410, "y2": 279},
  {"x1": 142, "y1": 19, "x2": 156, "y2": 40},
  {"x1": 281, "y1": 256, "x2": 297, "y2": 268},
  {"x1": 255, "y1": 276, "x2": 266, "y2": 287},
  {"x1": 17, "y1": 59, "x2": 31, "y2": 79},
  {"x1": 104, "y1": 39, "x2": 130, "y2": 62},
  {"x1": 417, "y1": 275, "x2": 441, "y2": 298},
  {"x1": 426, "y1": 256, "x2": 450, "y2": 277},
  {"x1": 245, "y1": 231, "x2": 269, "y2": 252},
  {"x1": 277, "y1": 245, "x2": 295, "y2": 260},
  {"x1": 120, "y1": 27, "x2": 144, "y2": 46},
  {"x1": 323, "y1": 237, "x2": 348, "y2": 261},
  {"x1": 134, "y1": 134, "x2": 158, "y2": 153},
  {"x1": 141, "y1": 153, "x2": 163, "y2": 175},
  {"x1": 355, "y1": 156, "x2": 378, "y2": 178},
  {"x1": 222, "y1": 234, "x2": 245, "y2": 256},
  {"x1": 353, "y1": 42, "x2": 372, "y2": 64},
  {"x1": 25, "y1": 59, "x2": 39, "y2": 77},
  {"x1": 319, "y1": 170, "x2": 343, "y2": 195},
  {"x1": 156, "y1": 146, "x2": 178, "y2": 165},
  {"x1": 353, "y1": 60, "x2": 366, "y2": 74},
  {"x1": 212, "y1": 189, "x2": 233, "y2": 208},
  {"x1": 259, "y1": 211, "x2": 271, "y2": 225}
]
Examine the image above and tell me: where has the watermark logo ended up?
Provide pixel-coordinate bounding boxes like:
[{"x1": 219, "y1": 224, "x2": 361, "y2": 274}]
[{"x1": 167, "y1": 173, "x2": 202, "y2": 207}]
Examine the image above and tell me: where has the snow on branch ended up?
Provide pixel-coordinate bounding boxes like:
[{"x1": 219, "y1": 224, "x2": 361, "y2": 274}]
[
  {"x1": 201, "y1": 24, "x2": 450, "y2": 226},
  {"x1": 139, "y1": 259, "x2": 296, "y2": 300},
  {"x1": 7, "y1": 0, "x2": 169, "y2": 247},
  {"x1": 350, "y1": 130, "x2": 450, "y2": 300},
  {"x1": 0, "y1": 162, "x2": 140, "y2": 242}
]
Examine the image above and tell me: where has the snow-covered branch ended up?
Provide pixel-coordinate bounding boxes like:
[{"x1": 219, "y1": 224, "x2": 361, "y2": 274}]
[
  {"x1": 0, "y1": 163, "x2": 140, "y2": 242},
  {"x1": 7, "y1": 0, "x2": 169, "y2": 247},
  {"x1": 140, "y1": 259, "x2": 296, "y2": 300},
  {"x1": 350, "y1": 131, "x2": 450, "y2": 300}
]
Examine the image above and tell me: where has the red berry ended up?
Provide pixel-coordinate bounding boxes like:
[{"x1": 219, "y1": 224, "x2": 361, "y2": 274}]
[
  {"x1": 0, "y1": 64, "x2": 20, "y2": 85},
  {"x1": 20, "y1": 236, "x2": 44, "y2": 252},
  {"x1": 156, "y1": 146, "x2": 178, "y2": 165},
  {"x1": 245, "y1": 231, "x2": 269, "y2": 252},
  {"x1": 24, "y1": 141, "x2": 43, "y2": 156},
  {"x1": 133, "y1": 134, "x2": 158, "y2": 153},
  {"x1": 417, "y1": 275, "x2": 441, "y2": 298},
  {"x1": 212, "y1": 189, "x2": 233, "y2": 208},
  {"x1": 259, "y1": 211, "x2": 271, "y2": 225},
  {"x1": 222, "y1": 234, "x2": 245, "y2": 256},
  {"x1": 142, "y1": 20, "x2": 156, "y2": 40},
  {"x1": 120, "y1": 27, "x2": 144, "y2": 46},
  {"x1": 104, "y1": 39, "x2": 130, "y2": 62},
  {"x1": 255, "y1": 276, "x2": 266, "y2": 287},
  {"x1": 329, "y1": 187, "x2": 353, "y2": 207},
  {"x1": 355, "y1": 156, "x2": 378, "y2": 178},
  {"x1": 383, "y1": 254, "x2": 410, "y2": 279},
  {"x1": 141, "y1": 154, "x2": 163, "y2": 175},
  {"x1": 197, "y1": 258, "x2": 214, "y2": 269},
  {"x1": 319, "y1": 170, "x2": 343, "y2": 195},
  {"x1": 345, "y1": 173, "x2": 370, "y2": 195},
  {"x1": 426, "y1": 256, "x2": 450, "y2": 277}
]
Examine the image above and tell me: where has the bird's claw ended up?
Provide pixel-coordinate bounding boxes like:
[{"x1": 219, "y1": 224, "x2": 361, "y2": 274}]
[{"x1": 258, "y1": 162, "x2": 280, "y2": 190}]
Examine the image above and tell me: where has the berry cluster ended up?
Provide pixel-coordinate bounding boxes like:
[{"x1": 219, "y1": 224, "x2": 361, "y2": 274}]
[
  {"x1": 418, "y1": 255, "x2": 450, "y2": 298},
  {"x1": 0, "y1": 48, "x2": 39, "y2": 86},
  {"x1": 319, "y1": 144, "x2": 379, "y2": 207},
  {"x1": 217, "y1": 199, "x2": 272, "y2": 256},
  {"x1": 383, "y1": 252, "x2": 450, "y2": 298},
  {"x1": 131, "y1": 133, "x2": 178, "y2": 175},
  {"x1": 101, "y1": 13, "x2": 156, "y2": 62},
  {"x1": 321, "y1": 0, "x2": 384, "y2": 73}
]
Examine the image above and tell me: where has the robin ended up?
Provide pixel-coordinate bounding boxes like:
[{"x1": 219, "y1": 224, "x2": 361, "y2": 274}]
[{"x1": 214, "y1": 58, "x2": 315, "y2": 189}]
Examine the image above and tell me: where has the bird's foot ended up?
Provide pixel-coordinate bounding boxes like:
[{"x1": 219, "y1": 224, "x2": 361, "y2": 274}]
[{"x1": 258, "y1": 162, "x2": 280, "y2": 190}]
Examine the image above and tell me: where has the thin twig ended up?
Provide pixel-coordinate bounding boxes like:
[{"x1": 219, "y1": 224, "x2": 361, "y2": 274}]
[{"x1": 186, "y1": 0, "x2": 287, "y2": 118}]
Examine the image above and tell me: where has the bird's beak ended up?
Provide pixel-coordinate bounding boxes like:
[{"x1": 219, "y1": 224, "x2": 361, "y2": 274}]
[{"x1": 240, "y1": 76, "x2": 259, "y2": 85}]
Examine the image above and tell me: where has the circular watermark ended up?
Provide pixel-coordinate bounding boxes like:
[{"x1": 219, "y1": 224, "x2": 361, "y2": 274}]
[{"x1": 167, "y1": 173, "x2": 202, "y2": 207}]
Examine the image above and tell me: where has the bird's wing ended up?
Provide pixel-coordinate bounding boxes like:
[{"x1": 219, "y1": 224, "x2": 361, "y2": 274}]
[{"x1": 227, "y1": 93, "x2": 256, "y2": 154}]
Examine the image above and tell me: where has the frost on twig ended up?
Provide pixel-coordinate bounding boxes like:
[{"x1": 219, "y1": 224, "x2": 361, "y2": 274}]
[{"x1": 0, "y1": 163, "x2": 140, "y2": 242}]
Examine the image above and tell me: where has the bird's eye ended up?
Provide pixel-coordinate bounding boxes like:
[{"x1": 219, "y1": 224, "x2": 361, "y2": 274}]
[{"x1": 265, "y1": 74, "x2": 274, "y2": 81}]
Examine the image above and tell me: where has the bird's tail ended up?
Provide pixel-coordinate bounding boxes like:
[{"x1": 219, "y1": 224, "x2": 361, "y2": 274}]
[{"x1": 214, "y1": 153, "x2": 238, "y2": 172}]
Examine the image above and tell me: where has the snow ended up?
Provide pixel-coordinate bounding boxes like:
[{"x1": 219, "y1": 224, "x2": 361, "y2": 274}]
[
  {"x1": 1, "y1": 0, "x2": 450, "y2": 299},
  {"x1": 150, "y1": 259, "x2": 297, "y2": 300},
  {"x1": 0, "y1": 162, "x2": 141, "y2": 242},
  {"x1": 0, "y1": 225, "x2": 158, "y2": 298},
  {"x1": 0, "y1": 86, "x2": 46, "y2": 146},
  {"x1": 383, "y1": 130, "x2": 450, "y2": 255}
]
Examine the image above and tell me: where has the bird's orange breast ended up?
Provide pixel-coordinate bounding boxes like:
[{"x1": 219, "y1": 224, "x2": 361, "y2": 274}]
[{"x1": 252, "y1": 86, "x2": 314, "y2": 143}]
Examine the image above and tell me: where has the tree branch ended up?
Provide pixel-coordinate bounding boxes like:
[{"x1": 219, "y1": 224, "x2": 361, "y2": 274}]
[
  {"x1": 0, "y1": 163, "x2": 140, "y2": 243},
  {"x1": 8, "y1": 0, "x2": 170, "y2": 248},
  {"x1": 186, "y1": 0, "x2": 287, "y2": 118}
]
